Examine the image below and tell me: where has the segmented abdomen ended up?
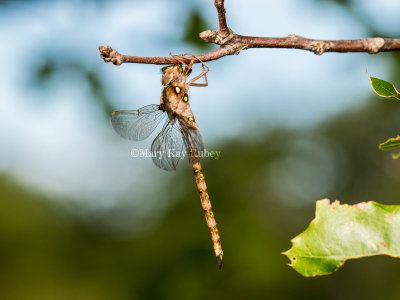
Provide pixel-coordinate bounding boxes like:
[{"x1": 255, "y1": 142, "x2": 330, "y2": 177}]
[{"x1": 190, "y1": 153, "x2": 223, "y2": 269}]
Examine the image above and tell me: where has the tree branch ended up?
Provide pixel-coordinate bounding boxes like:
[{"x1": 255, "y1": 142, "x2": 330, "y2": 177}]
[
  {"x1": 98, "y1": 1, "x2": 400, "y2": 66},
  {"x1": 237, "y1": 35, "x2": 400, "y2": 55}
]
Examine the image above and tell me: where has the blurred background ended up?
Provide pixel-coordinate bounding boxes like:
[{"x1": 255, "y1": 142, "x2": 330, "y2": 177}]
[{"x1": 1, "y1": 0, "x2": 400, "y2": 299}]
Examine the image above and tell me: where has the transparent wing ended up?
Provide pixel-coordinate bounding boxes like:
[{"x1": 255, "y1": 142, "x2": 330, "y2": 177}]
[
  {"x1": 189, "y1": 128, "x2": 205, "y2": 153},
  {"x1": 111, "y1": 104, "x2": 166, "y2": 141},
  {"x1": 151, "y1": 120, "x2": 185, "y2": 171},
  {"x1": 179, "y1": 120, "x2": 205, "y2": 155}
]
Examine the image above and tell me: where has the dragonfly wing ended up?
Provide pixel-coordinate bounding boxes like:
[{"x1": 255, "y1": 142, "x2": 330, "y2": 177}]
[
  {"x1": 190, "y1": 128, "x2": 205, "y2": 153},
  {"x1": 151, "y1": 120, "x2": 185, "y2": 171},
  {"x1": 180, "y1": 121, "x2": 205, "y2": 154},
  {"x1": 111, "y1": 104, "x2": 165, "y2": 141}
]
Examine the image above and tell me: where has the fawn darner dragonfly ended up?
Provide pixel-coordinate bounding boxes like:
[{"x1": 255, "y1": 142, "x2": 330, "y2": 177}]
[{"x1": 111, "y1": 55, "x2": 223, "y2": 269}]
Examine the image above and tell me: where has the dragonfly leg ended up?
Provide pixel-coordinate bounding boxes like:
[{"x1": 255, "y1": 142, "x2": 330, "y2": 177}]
[
  {"x1": 170, "y1": 54, "x2": 190, "y2": 68},
  {"x1": 170, "y1": 54, "x2": 195, "y2": 78},
  {"x1": 184, "y1": 54, "x2": 209, "y2": 87},
  {"x1": 170, "y1": 53, "x2": 209, "y2": 87}
]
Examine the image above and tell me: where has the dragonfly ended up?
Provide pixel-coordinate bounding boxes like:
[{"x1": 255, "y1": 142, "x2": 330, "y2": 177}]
[{"x1": 110, "y1": 55, "x2": 223, "y2": 269}]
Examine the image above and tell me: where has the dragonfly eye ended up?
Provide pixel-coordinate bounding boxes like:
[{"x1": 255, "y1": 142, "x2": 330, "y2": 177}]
[{"x1": 161, "y1": 66, "x2": 169, "y2": 73}]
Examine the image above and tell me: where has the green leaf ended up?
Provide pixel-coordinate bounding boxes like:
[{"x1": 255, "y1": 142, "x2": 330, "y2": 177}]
[
  {"x1": 283, "y1": 199, "x2": 400, "y2": 277},
  {"x1": 379, "y1": 136, "x2": 400, "y2": 151},
  {"x1": 369, "y1": 76, "x2": 400, "y2": 99},
  {"x1": 392, "y1": 152, "x2": 400, "y2": 159}
]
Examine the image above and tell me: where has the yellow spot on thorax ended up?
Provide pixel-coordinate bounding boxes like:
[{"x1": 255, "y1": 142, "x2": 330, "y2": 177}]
[
  {"x1": 183, "y1": 96, "x2": 188, "y2": 102},
  {"x1": 188, "y1": 116, "x2": 194, "y2": 122},
  {"x1": 175, "y1": 87, "x2": 181, "y2": 93}
]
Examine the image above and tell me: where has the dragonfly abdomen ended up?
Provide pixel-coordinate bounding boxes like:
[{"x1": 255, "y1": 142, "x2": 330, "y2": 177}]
[{"x1": 191, "y1": 157, "x2": 223, "y2": 269}]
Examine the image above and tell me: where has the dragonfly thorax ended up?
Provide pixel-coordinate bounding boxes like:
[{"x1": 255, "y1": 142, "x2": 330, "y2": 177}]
[{"x1": 162, "y1": 83, "x2": 196, "y2": 129}]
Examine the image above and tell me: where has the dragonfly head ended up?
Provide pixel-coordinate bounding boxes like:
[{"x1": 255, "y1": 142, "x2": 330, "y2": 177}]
[{"x1": 161, "y1": 64, "x2": 183, "y2": 86}]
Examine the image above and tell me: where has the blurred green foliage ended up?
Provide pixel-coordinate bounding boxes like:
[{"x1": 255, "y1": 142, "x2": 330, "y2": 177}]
[
  {"x1": 32, "y1": 59, "x2": 115, "y2": 119},
  {"x1": 314, "y1": 0, "x2": 351, "y2": 6},
  {"x1": 183, "y1": 9, "x2": 213, "y2": 50},
  {"x1": 2, "y1": 94, "x2": 400, "y2": 299}
]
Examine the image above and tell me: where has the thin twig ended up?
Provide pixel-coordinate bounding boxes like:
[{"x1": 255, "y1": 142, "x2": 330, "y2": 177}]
[
  {"x1": 99, "y1": 46, "x2": 232, "y2": 65},
  {"x1": 215, "y1": 0, "x2": 229, "y2": 37},
  {"x1": 98, "y1": 1, "x2": 400, "y2": 66}
]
